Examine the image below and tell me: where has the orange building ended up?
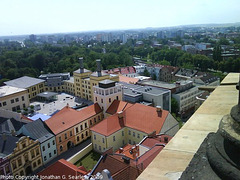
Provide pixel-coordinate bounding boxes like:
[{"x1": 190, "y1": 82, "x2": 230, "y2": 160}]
[{"x1": 45, "y1": 103, "x2": 103, "y2": 155}]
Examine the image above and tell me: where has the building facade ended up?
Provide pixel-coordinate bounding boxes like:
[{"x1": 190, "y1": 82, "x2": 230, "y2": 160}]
[
  {"x1": 4, "y1": 76, "x2": 45, "y2": 100},
  {"x1": 0, "y1": 86, "x2": 29, "y2": 112}
]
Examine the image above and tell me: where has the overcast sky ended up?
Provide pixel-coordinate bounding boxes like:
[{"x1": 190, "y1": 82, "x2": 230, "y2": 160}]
[{"x1": 0, "y1": 0, "x2": 239, "y2": 36}]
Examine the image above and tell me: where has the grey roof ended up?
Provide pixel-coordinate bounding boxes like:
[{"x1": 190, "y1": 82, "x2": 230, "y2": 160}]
[
  {"x1": 0, "y1": 117, "x2": 26, "y2": 134},
  {"x1": 91, "y1": 71, "x2": 109, "y2": 77},
  {"x1": 74, "y1": 68, "x2": 91, "y2": 73},
  {"x1": 0, "y1": 134, "x2": 20, "y2": 156},
  {"x1": 37, "y1": 91, "x2": 58, "y2": 98},
  {"x1": 99, "y1": 79, "x2": 115, "y2": 84},
  {"x1": 20, "y1": 119, "x2": 54, "y2": 143},
  {"x1": 4, "y1": 76, "x2": 45, "y2": 88}
]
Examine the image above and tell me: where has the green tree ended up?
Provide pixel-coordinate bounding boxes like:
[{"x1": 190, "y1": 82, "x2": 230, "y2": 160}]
[{"x1": 171, "y1": 97, "x2": 179, "y2": 114}]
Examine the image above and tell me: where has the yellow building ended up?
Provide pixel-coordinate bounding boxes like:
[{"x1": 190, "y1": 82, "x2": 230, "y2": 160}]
[
  {"x1": 6, "y1": 135, "x2": 42, "y2": 176},
  {"x1": 73, "y1": 58, "x2": 119, "y2": 101},
  {"x1": 63, "y1": 77, "x2": 75, "y2": 95},
  {"x1": 91, "y1": 103, "x2": 179, "y2": 153},
  {"x1": 4, "y1": 76, "x2": 45, "y2": 100},
  {"x1": 0, "y1": 86, "x2": 30, "y2": 111}
]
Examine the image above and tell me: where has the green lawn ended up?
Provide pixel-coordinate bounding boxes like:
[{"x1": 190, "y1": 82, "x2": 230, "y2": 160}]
[{"x1": 74, "y1": 151, "x2": 101, "y2": 170}]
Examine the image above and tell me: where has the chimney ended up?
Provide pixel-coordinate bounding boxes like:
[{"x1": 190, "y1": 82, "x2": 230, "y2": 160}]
[
  {"x1": 96, "y1": 59, "x2": 102, "y2": 77},
  {"x1": 164, "y1": 136, "x2": 169, "y2": 143},
  {"x1": 118, "y1": 111, "x2": 123, "y2": 119},
  {"x1": 156, "y1": 106, "x2": 162, "y2": 112},
  {"x1": 79, "y1": 57, "x2": 84, "y2": 73},
  {"x1": 66, "y1": 103, "x2": 69, "y2": 108},
  {"x1": 119, "y1": 147, "x2": 123, "y2": 153}
]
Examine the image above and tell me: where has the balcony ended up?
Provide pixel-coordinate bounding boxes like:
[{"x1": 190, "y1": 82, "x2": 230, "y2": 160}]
[{"x1": 137, "y1": 73, "x2": 239, "y2": 180}]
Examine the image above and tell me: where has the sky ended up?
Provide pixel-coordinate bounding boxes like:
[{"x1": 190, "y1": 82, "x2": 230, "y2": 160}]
[{"x1": 0, "y1": 0, "x2": 240, "y2": 36}]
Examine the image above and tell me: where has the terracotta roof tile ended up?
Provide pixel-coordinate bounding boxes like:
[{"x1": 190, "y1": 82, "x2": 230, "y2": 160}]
[
  {"x1": 45, "y1": 103, "x2": 102, "y2": 135},
  {"x1": 106, "y1": 100, "x2": 133, "y2": 115},
  {"x1": 91, "y1": 102, "x2": 169, "y2": 136},
  {"x1": 38, "y1": 159, "x2": 88, "y2": 179},
  {"x1": 119, "y1": 75, "x2": 139, "y2": 84}
]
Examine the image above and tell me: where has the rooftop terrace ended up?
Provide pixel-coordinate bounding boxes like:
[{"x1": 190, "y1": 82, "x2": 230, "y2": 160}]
[{"x1": 137, "y1": 73, "x2": 239, "y2": 180}]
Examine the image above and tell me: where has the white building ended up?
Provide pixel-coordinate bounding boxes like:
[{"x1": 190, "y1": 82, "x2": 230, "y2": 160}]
[{"x1": 93, "y1": 80, "x2": 122, "y2": 116}]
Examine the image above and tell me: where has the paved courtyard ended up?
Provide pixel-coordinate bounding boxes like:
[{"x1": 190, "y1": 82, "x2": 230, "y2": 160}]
[{"x1": 30, "y1": 93, "x2": 93, "y2": 116}]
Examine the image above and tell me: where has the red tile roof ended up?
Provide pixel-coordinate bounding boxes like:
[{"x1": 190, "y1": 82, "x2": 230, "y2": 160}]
[
  {"x1": 91, "y1": 103, "x2": 169, "y2": 136},
  {"x1": 45, "y1": 103, "x2": 102, "y2": 135},
  {"x1": 141, "y1": 134, "x2": 172, "y2": 148},
  {"x1": 38, "y1": 159, "x2": 88, "y2": 179},
  {"x1": 92, "y1": 155, "x2": 142, "y2": 180},
  {"x1": 119, "y1": 75, "x2": 139, "y2": 84},
  {"x1": 106, "y1": 100, "x2": 133, "y2": 115}
]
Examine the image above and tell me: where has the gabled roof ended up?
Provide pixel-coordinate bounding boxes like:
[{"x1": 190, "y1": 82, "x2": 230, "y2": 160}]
[
  {"x1": 0, "y1": 117, "x2": 26, "y2": 134},
  {"x1": 45, "y1": 103, "x2": 102, "y2": 135},
  {"x1": 18, "y1": 119, "x2": 54, "y2": 143},
  {"x1": 119, "y1": 75, "x2": 139, "y2": 84},
  {"x1": 0, "y1": 134, "x2": 20, "y2": 156},
  {"x1": 92, "y1": 155, "x2": 141, "y2": 180},
  {"x1": 106, "y1": 100, "x2": 133, "y2": 115},
  {"x1": 91, "y1": 103, "x2": 169, "y2": 136},
  {"x1": 38, "y1": 159, "x2": 88, "y2": 179},
  {"x1": 4, "y1": 76, "x2": 45, "y2": 88}
]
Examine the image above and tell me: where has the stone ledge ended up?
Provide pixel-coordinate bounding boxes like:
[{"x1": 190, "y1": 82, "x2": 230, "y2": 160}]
[{"x1": 137, "y1": 73, "x2": 239, "y2": 180}]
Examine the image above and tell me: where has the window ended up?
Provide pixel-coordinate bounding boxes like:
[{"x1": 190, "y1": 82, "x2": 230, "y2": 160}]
[
  {"x1": 80, "y1": 125, "x2": 83, "y2": 130},
  {"x1": 11, "y1": 99, "x2": 14, "y2": 104},
  {"x1": 24, "y1": 154, "x2": 28, "y2": 162},
  {"x1": 18, "y1": 158, "x2": 22, "y2": 166},
  {"x1": 94, "y1": 118, "x2": 96, "y2": 123},
  {"x1": 59, "y1": 137, "x2": 62, "y2": 142},
  {"x1": 137, "y1": 134, "x2": 140, "y2": 138},
  {"x1": 113, "y1": 136, "x2": 115, "y2": 142},
  {"x1": 42, "y1": 146, "x2": 45, "y2": 151},
  {"x1": 94, "y1": 135, "x2": 96, "y2": 140},
  {"x1": 31, "y1": 150, "x2": 35, "y2": 158},
  {"x1": 3, "y1": 102, "x2": 6, "y2": 106},
  {"x1": 85, "y1": 123, "x2": 87, "y2": 128},
  {"x1": 48, "y1": 143, "x2": 50, "y2": 148},
  {"x1": 133, "y1": 141, "x2": 136, "y2": 144},
  {"x1": 128, "y1": 130, "x2": 131, "y2": 135},
  {"x1": 129, "y1": 140, "x2": 131, "y2": 144},
  {"x1": 44, "y1": 156, "x2": 47, "y2": 161},
  {"x1": 0, "y1": 103, "x2": 1, "y2": 107},
  {"x1": 49, "y1": 153, "x2": 52, "y2": 158},
  {"x1": 86, "y1": 131, "x2": 88, "y2": 136},
  {"x1": 99, "y1": 146, "x2": 102, "y2": 151},
  {"x1": 98, "y1": 116, "x2": 100, "y2": 121},
  {"x1": 116, "y1": 96, "x2": 119, "y2": 100},
  {"x1": 23, "y1": 103, "x2": 25, "y2": 108},
  {"x1": 122, "y1": 131, "x2": 124, "y2": 136},
  {"x1": 12, "y1": 161, "x2": 16, "y2": 169},
  {"x1": 60, "y1": 146, "x2": 63, "y2": 152},
  {"x1": 15, "y1": 98, "x2": 19, "y2": 102},
  {"x1": 36, "y1": 148, "x2": 40, "y2": 155},
  {"x1": 95, "y1": 97, "x2": 97, "y2": 101},
  {"x1": 76, "y1": 127, "x2": 79, "y2": 133},
  {"x1": 90, "y1": 120, "x2": 92, "y2": 125},
  {"x1": 54, "y1": 150, "x2": 56, "y2": 154},
  {"x1": 102, "y1": 138, "x2": 105, "y2": 143},
  {"x1": 38, "y1": 159, "x2": 41, "y2": 165},
  {"x1": 22, "y1": 143, "x2": 26, "y2": 149},
  {"x1": 70, "y1": 131, "x2": 72, "y2": 136},
  {"x1": 81, "y1": 134, "x2": 84, "y2": 139},
  {"x1": 133, "y1": 132, "x2": 135, "y2": 137},
  {"x1": 95, "y1": 144, "x2": 97, "y2": 150},
  {"x1": 122, "y1": 140, "x2": 125, "y2": 145},
  {"x1": 101, "y1": 99, "x2": 103, "y2": 103},
  {"x1": 109, "y1": 98, "x2": 111, "y2": 103},
  {"x1": 52, "y1": 140, "x2": 55, "y2": 145},
  {"x1": 5, "y1": 166, "x2": 10, "y2": 174},
  {"x1": 77, "y1": 136, "x2": 80, "y2": 142},
  {"x1": 65, "y1": 133, "x2": 67, "y2": 139},
  {"x1": 33, "y1": 162, "x2": 37, "y2": 168}
]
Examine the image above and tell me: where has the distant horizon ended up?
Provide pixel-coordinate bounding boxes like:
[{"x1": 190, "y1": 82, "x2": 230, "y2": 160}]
[
  {"x1": 0, "y1": 0, "x2": 239, "y2": 37},
  {"x1": 0, "y1": 21, "x2": 240, "y2": 38}
]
